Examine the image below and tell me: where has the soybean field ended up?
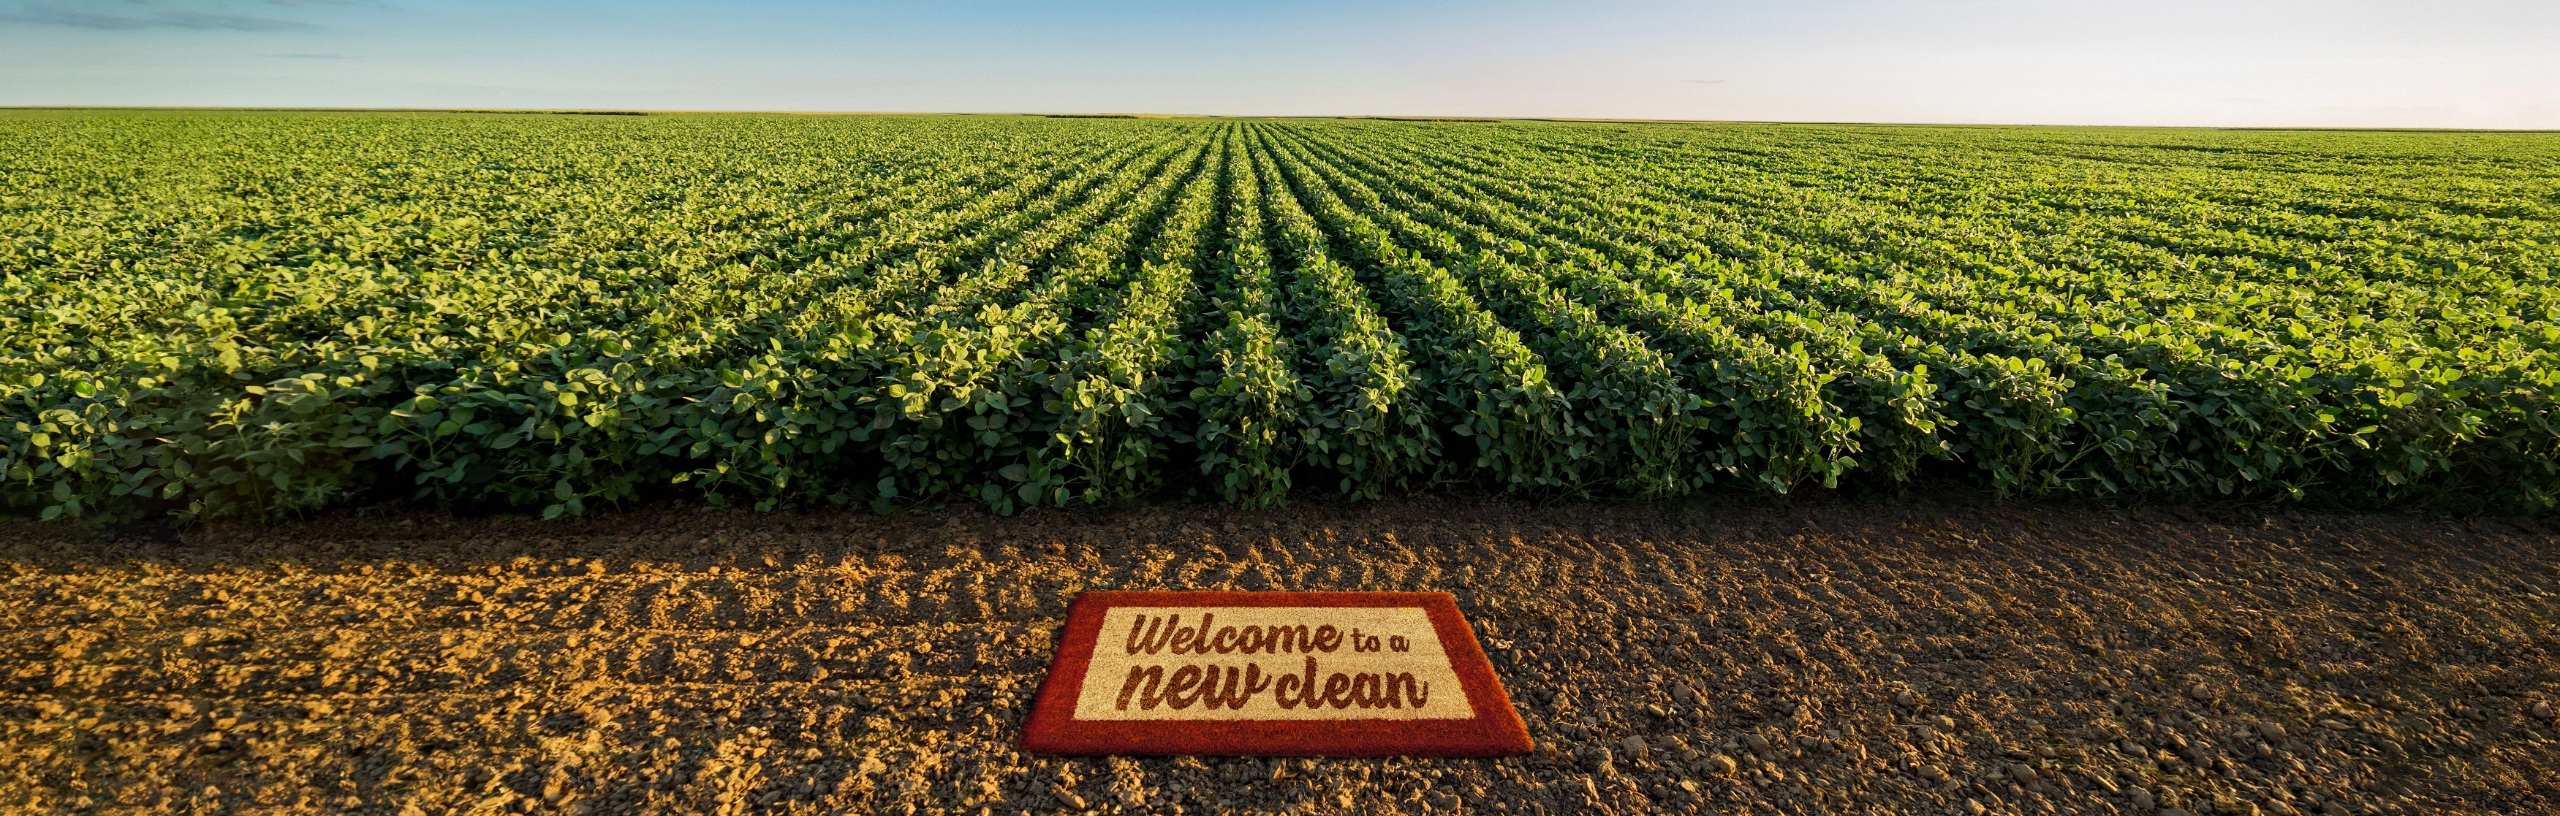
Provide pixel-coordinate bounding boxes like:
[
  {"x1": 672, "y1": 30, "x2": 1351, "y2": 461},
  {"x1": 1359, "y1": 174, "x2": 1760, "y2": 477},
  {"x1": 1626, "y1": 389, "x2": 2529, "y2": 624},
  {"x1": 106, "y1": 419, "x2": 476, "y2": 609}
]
[{"x1": 4, "y1": 111, "x2": 2557, "y2": 521}]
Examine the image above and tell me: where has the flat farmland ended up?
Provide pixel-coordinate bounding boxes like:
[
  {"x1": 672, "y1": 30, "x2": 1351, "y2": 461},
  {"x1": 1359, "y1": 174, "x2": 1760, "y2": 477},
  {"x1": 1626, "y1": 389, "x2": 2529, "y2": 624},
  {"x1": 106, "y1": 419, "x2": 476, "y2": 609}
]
[
  {"x1": 2, "y1": 498, "x2": 2555, "y2": 814},
  {"x1": 4, "y1": 113, "x2": 2557, "y2": 521},
  {"x1": 5, "y1": 112, "x2": 2558, "y2": 816}
]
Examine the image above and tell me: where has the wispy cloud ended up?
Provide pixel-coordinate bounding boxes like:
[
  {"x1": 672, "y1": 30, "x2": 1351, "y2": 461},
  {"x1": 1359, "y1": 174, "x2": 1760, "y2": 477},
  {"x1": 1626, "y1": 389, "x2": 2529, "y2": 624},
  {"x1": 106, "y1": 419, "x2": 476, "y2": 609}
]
[
  {"x1": 0, "y1": 4, "x2": 314, "y2": 30},
  {"x1": 0, "y1": 8, "x2": 147, "y2": 29},
  {"x1": 266, "y1": 52, "x2": 353, "y2": 59},
  {"x1": 156, "y1": 9, "x2": 312, "y2": 29}
]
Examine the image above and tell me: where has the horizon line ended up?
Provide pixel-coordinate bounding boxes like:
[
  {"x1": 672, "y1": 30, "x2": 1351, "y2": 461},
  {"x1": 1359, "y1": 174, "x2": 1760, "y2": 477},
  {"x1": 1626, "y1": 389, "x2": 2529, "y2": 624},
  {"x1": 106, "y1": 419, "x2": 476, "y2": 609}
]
[{"x1": 4, "y1": 106, "x2": 2556, "y2": 134}]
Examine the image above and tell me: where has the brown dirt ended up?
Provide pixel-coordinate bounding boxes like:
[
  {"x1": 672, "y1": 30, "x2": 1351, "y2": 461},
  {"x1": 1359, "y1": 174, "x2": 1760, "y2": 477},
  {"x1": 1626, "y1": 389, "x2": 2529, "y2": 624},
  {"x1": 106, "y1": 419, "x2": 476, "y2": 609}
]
[{"x1": 2, "y1": 497, "x2": 2556, "y2": 815}]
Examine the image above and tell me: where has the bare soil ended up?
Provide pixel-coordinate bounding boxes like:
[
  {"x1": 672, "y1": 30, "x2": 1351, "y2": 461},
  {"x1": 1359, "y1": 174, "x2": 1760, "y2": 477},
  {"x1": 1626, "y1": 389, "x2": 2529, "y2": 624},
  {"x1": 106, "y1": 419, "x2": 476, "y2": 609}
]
[{"x1": 3, "y1": 497, "x2": 2556, "y2": 815}]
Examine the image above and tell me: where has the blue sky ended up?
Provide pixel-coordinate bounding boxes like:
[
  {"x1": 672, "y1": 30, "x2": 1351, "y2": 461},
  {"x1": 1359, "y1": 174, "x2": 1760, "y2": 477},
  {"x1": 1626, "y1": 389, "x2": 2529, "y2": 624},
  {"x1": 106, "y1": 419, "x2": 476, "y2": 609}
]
[{"x1": 5, "y1": 0, "x2": 2556, "y2": 128}]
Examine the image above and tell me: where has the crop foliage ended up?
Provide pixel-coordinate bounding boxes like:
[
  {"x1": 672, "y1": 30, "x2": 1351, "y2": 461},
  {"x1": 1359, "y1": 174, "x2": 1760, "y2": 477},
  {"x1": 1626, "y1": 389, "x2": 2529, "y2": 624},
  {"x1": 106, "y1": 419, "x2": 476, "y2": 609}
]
[{"x1": 4, "y1": 111, "x2": 2556, "y2": 520}]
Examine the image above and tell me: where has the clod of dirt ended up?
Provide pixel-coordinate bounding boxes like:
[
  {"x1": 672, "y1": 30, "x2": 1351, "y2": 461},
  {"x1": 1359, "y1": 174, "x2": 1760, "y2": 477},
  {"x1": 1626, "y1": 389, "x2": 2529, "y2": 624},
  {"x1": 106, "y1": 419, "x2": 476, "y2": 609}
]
[
  {"x1": 1617, "y1": 735, "x2": 1649, "y2": 762},
  {"x1": 2005, "y1": 763, "x2": 2039, "y2": 785},
  {"x1": 1578, "y1": 746, "x2": 1613, "y2": 773}
]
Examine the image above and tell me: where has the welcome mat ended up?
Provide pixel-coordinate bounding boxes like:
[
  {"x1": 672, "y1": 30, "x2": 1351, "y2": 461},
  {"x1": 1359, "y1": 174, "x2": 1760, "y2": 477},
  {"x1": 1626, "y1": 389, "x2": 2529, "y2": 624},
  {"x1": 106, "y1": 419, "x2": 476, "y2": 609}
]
[{"x1": 1018, "y1": 591, "x2": 1534, "y2": 756}]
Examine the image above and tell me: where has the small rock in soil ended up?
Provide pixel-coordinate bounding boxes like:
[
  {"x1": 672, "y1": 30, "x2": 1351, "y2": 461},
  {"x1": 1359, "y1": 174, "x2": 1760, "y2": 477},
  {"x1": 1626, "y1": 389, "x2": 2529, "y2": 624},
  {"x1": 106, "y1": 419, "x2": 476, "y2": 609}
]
[{"x1": 1618, "y1": 736, "x2": 1649, "y2": 761}]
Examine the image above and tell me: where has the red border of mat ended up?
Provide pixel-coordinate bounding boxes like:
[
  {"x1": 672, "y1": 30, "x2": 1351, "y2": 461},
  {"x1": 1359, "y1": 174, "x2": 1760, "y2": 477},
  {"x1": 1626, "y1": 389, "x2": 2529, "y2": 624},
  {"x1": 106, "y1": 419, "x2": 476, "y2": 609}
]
[{"x1": 1018, "y1": 591, "x2": 1533, "y2": 757}]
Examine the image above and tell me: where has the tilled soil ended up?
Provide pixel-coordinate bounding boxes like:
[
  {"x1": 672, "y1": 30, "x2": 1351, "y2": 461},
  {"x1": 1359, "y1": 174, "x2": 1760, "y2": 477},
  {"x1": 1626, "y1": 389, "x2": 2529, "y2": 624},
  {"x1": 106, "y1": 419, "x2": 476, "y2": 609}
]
[{"x1": 3, "y1": 497, "x2": 2556, "y2": 815}]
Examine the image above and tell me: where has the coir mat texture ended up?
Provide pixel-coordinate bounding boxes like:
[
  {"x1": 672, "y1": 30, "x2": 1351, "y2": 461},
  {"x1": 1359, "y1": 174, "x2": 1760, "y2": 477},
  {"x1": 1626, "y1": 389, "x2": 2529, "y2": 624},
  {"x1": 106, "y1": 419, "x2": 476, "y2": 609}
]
[{"x1": 1019, "y1": 591, "x2": 1533, "y2": 757}]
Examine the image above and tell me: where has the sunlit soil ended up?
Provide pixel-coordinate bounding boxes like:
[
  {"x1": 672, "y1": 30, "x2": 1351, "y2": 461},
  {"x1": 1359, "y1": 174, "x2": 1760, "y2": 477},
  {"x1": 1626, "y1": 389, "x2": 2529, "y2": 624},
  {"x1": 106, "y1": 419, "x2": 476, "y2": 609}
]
[{"x1": 4, "y1": 497, "x2": 2555, "y2": 814}]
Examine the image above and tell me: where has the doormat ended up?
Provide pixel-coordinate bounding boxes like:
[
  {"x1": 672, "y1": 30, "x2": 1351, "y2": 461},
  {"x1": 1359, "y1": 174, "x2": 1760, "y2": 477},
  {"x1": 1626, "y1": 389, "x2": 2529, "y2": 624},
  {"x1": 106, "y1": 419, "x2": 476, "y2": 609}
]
[{"x1": 1018, "y1": 591, "x2": 1534, "y2": 757}]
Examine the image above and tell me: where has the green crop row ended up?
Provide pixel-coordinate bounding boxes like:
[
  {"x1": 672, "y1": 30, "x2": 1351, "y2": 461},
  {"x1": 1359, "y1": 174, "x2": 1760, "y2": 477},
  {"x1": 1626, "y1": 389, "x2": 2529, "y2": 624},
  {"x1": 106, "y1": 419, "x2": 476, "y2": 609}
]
[{"x1": 4, "y1": 111, "x2": 2554, "y2": 521}]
